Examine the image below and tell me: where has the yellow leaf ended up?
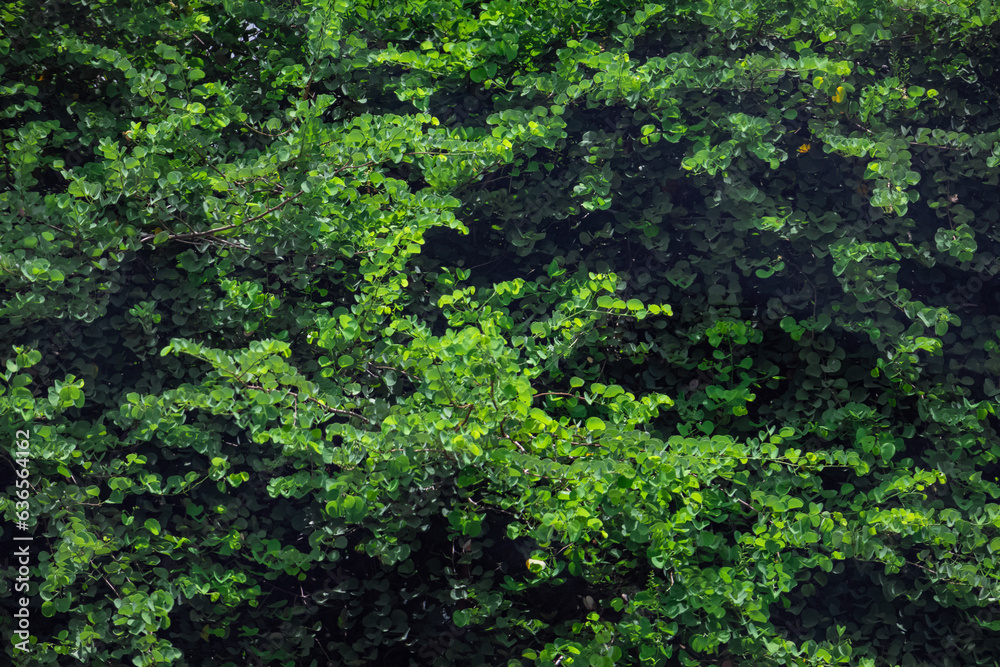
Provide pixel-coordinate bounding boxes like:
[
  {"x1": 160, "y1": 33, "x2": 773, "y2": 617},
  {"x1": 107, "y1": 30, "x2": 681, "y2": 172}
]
[
  {"x1": 798, "y1": 143, "x2": 811, "y2": 154},
  {"x1": 832, "y1": 86, "x2": 845, "y2": 104}
]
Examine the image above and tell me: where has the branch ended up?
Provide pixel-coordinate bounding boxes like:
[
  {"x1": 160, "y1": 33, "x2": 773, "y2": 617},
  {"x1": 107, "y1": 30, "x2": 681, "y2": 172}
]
[
  {"x1": 454, "y1": 405, "x2": 474, "y2": 431},
  {"x1": 140, "y1": 190, "x2": 304, "y2": 244},
  {"x1": 243, "y1": 383, "x2": 373, "y2": 425}
]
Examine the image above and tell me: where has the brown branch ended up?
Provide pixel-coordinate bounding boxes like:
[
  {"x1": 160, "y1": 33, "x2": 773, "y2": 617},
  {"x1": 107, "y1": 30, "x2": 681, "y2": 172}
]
[
  {"x1": 175, "y1": 235, "x2": 249, "y2": 251},
  {"x1": 388, "y1": 447, "x2": 451, "y2": 455},
  {"x1": 243, "y1": 383, "x2": 372, "y2": 424},
  {"x1": 489, "y1": 380, "x2": 499, "y2": 410},
  {"x1": 243, "y1": 123, "x2": 295, "y2": 138},
  {"x1": 140, "y1": 190, "x2": 304, "y2": 243},
  {"x1": 737, "y1": 498, "x2": 759, "y2": 513},
  {"x1": 191, "y1": 147, "x2": 230, "y2": 181},
  {"x1": 454, "y1": 405, "x2": 474, "y2": 431},
  {"x1": 567, "y1": 440, "x2": 602, "y2": 448}
]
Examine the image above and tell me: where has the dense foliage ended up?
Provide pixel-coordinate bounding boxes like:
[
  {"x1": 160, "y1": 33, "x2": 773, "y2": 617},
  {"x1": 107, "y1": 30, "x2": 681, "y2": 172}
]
[{"x1": 3, "y1": 0, "x2": 1000, "y2": 664}]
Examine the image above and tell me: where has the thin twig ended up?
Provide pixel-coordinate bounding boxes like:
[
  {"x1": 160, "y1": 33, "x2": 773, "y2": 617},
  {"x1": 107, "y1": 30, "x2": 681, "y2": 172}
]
[
  {"x1": 140, "y1": 190, "x2": 304, "y2": 243},
  {"x1": 455, "y1": 405, "x2": 474, "y2": 431},
  {"x1": 243, "y1": 383, "x2": 372, "y2": 424}
]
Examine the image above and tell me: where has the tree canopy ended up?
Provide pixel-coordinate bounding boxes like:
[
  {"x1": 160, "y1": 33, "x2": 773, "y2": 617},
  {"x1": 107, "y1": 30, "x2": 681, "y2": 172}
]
[{"x1": 3, "y1": 0, "x2": 1000, "y2": 665}]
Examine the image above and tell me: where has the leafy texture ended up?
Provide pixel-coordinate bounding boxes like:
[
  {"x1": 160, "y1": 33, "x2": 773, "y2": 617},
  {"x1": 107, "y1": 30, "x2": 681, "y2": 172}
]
[{"x1": 3, "y1": 0, "x2": 1000, "y2": 665}]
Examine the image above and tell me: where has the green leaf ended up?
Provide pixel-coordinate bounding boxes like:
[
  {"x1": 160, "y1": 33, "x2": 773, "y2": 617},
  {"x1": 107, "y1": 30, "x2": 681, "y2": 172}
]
[{"x1": 144, "y1": 518, "x2": 161, "y2": 536}]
